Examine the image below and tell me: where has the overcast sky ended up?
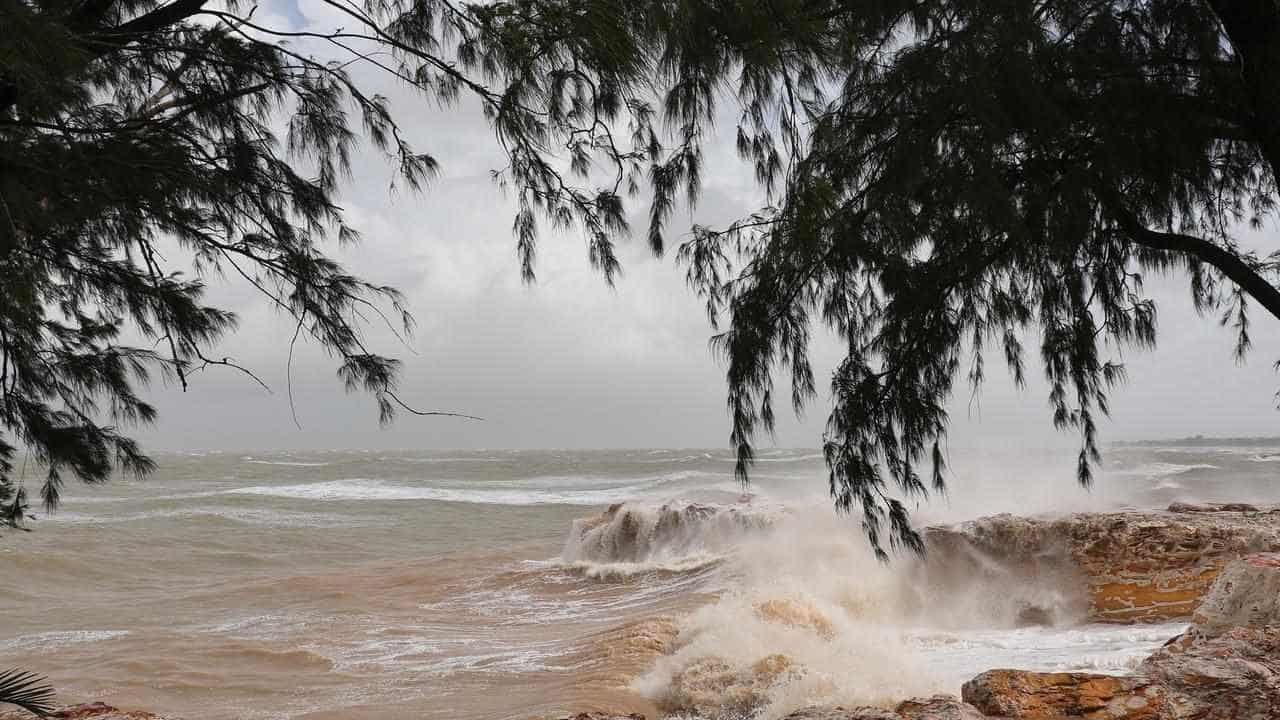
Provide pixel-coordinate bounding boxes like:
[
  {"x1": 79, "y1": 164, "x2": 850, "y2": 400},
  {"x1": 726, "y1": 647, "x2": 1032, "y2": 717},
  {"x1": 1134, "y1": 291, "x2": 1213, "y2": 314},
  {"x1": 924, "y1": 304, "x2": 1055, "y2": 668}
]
[{"x1": 136, "y1": 1, "x2": 1280, "y2": 451}]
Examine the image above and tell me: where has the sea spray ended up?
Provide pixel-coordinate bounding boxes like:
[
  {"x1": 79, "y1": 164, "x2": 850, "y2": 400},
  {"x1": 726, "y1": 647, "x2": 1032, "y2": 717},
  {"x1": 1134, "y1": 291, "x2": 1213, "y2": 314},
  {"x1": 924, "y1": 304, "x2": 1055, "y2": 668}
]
[
  {"x1": 629, "y1": 508, "x2": 945, "y2": 720},
  {"x1": 617, "y1": 502, "x2": 1124, "y2": 719},
  {"x1": 560, "y1": 501, "x2": 778, "y2": 576}
]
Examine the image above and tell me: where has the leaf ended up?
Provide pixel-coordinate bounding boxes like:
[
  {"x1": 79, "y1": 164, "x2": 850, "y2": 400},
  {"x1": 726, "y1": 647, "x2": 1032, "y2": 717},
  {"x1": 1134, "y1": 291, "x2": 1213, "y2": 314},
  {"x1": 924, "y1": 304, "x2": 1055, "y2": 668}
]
[{"x1": 0, "y1": 668, "x2": 56, "y2": 717}]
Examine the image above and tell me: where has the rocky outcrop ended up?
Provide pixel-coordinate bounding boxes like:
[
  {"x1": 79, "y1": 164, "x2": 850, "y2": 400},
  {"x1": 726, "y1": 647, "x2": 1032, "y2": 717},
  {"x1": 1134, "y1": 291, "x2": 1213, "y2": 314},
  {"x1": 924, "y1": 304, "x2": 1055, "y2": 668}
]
[
  {"x1": 658, "y1": 653, "x2": 800, "y2": 717},
  {"x1": 924, "y1": 505, "x2": 1280, "y2": 623},
  {"x1": 780, "y1": 696, "x2": 983, "y2": 720},
  {"x1": 961, "y1": 671, "x2": 1164, "y2": 719},
  {"x1": 1166, "y1": 501, "x2": 1259, "y2": 514},
  {"x1": 754, "y1": 598, "x2": 836, "y2": 638},
  {"x1": 0, "y1": 704, "x2": 175, "y2": 720},
  {"x1": 1137, "y1": 625, "x2": 1280, "y2": 719},
  {"x1": 958, "y1": 553, "x2": 1280, "y2": 719},
  {"x1": 894, "y1": 695, "x2": 985, "y2": 719},
  {"x1": 1189, "y1": 552, "x2": 1280, "y2": 633},
  {"x1": 1128, "y1": 552, "x2": 1280, "y2": 719}
]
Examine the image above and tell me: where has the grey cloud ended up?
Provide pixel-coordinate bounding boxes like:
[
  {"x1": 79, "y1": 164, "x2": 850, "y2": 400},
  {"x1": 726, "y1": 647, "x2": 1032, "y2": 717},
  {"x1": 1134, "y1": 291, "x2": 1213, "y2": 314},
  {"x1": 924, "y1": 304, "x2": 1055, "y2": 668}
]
[{"x1": 134, "y1": 1, "x2": 1280, "y2": 453}]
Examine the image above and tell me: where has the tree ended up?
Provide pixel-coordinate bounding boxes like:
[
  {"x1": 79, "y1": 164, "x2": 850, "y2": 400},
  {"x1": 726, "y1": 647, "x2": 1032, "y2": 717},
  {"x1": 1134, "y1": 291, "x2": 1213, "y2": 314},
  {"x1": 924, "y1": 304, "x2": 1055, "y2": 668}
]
[
  {"x1": 0, "y1": 0, "x2": 686, "y2": 518},
  {"x1": 670, "y1": 0, "x2": 1280, "y2": 557},
  {"x1": 6, "y1": 1, "x2": 1280, "y2": 559}
]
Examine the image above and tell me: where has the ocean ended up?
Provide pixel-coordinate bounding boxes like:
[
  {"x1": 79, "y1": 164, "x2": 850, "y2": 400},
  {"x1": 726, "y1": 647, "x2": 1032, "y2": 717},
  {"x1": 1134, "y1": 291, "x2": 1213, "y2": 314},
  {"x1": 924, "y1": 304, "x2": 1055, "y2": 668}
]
[{"x1": 3, "y1": 444, "x2": 1279, "y2": 719}]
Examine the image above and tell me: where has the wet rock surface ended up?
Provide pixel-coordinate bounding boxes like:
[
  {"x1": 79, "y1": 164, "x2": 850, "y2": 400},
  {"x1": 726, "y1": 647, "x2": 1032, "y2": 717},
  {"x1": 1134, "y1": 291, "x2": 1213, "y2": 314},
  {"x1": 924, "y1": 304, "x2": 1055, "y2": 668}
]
[
  {"x1": 0, "y1": 704, "x2": 174, "y2": 720},
  {"x1": 779, "y1": 696, "x2": 983, "y2": 720},
  {"x1": 1189, "y1": 551, "x2": 1280, "y2": 633},
  {"x1": 1138, "y1": 625, "x2": 1280, "y2": 720},
  {"x1": 924, "y1": 505, "x2": 1280, "y2": 623},
  {"x1": 955, "y1": 552, "x2": 1280, "y2": 719},
  {"x1": 961, "y1": 670, "x2": 1164, "y2": 718},
  {"x1": 893, "y1": 695, "x2": 986, "y2": 719}
]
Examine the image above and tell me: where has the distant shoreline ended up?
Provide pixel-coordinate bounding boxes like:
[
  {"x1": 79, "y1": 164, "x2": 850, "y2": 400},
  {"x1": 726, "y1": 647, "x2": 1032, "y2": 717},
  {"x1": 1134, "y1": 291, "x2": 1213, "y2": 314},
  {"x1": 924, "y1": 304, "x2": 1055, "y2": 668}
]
[{"x1": 1113, "y1": 435, "x2": 1280, "y2": 447}]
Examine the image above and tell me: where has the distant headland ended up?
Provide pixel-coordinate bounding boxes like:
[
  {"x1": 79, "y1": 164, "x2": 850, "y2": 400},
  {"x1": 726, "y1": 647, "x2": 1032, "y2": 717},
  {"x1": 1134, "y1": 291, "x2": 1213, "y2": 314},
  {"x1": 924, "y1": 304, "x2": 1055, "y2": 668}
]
[{"x1": 1114, "y1": 435, "x2": 1280, "y2": 447}]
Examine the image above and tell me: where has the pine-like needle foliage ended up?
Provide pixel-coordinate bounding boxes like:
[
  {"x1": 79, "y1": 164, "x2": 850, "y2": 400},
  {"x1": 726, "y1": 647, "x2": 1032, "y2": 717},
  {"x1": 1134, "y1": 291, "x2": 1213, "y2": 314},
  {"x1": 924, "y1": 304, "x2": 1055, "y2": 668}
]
[
  {"x1": 673, "y1": 0, "x2": 1280, "y2": 557},
  {"x1": 5, "y1": 2, "x2": 1280, "y2": 556},
  {"x1": 0, "y1": 1, "x2": 694, "y2": 517},
  {"x1": 0, "y1": 668, "x2": 55, "y2": 717}
]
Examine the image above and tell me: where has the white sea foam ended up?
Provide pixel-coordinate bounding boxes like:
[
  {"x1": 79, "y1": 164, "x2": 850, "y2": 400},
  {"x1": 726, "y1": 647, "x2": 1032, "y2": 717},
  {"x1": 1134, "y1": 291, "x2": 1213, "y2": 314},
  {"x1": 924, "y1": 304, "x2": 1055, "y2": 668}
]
[
  {"x1": 1113, "y1": 462, "x2": 1219, "y2": 477},
  {"x1": 0, "y1": 629, "x2": 129, "y2": 653},
  {"x1": 45, "y1": 507, "x2": 356, "y2": 527},
  {"x1": 223, "y1": 473, "x2": 719, "y2": 506},
  {"x1": 908, "y1": 623, "x2": 1185, "y2": 684},
  {"x1": 560, "y1": 501, "x2": 780, "y2": 577},
  {"x1": 244, "y1": 460, "x2": 332, "y2": 467}
]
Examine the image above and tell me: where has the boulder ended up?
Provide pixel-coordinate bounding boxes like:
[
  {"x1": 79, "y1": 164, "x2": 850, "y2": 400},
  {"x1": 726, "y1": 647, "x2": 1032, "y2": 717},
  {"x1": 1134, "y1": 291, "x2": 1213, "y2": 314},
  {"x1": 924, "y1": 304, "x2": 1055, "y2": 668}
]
[
  {"x1": 894, "y1": 695, "x2": 985, "y2": 719},
  {"x1": 754, "y1": 598, "x2": 836, "y2": 638},
  {"x1": 1190, "y1": 552, "x2": 1280, "y2": 635},
  {"x1": 957, "y1": 553, "x2": 1280, "y2": 720},
  {"x1": 924, "y1": 507, "x2": 1280, "y2": 622},
  {"x1": 657, "y1": 653, "x2": 800, "y2": 716},
  {"x1": 779, "y1": 697, "x2": 983, "y2": 720},
  {"x1": 1129, "y1": 553, "x2": 1280, "y2": 719},
  {"x1": 1136, "y1": 625, "x2": 1280, "y2": 720},
  {"x1": 961, "y1": 670, "x2": 1164, "y2": 718},
  {"x1": 780, "y1": 708, "x2": 900, "y2": 720},
  {"x1": 1166, "y1": 502, "x2": 1259, "y2": 514}
]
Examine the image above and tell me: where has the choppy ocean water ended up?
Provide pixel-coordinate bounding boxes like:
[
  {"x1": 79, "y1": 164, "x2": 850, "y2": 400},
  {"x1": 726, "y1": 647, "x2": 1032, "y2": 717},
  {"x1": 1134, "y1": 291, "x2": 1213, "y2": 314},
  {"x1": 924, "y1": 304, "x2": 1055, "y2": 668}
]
[{"x1": 2, "y1": 444, "x2": 1277, "y2": 719}]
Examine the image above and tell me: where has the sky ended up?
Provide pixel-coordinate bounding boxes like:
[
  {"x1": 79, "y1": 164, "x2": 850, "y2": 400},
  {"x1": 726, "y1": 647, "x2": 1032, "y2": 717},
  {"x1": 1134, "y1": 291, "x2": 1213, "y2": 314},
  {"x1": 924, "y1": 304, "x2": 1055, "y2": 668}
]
[{"x1": 136, "y1": 1, "x2": 1280, "y2": 452}]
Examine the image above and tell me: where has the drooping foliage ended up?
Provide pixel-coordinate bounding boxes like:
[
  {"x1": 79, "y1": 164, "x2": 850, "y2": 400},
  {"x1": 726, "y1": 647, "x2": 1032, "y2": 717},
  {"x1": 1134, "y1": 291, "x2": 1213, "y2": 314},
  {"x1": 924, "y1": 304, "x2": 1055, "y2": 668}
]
[
  {"x1": 0, "y1": 0, "x2": 677, "y2": 516},
  {"x1": 674, "y1": 0, "x2": 1280, "y2": 556},
  {"x1": 4, "y1": 1, "x2": 1280, "y2": 556},
  {"x1": 0, "y1": 667, "x2": 55, "y2": 717}
]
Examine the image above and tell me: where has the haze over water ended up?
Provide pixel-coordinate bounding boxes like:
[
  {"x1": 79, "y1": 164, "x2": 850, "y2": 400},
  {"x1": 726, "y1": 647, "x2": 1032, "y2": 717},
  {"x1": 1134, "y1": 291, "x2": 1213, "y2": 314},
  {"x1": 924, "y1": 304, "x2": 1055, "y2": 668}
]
[{"x1": 3, "y1": 444, "x2": 1279, "y2": 720}]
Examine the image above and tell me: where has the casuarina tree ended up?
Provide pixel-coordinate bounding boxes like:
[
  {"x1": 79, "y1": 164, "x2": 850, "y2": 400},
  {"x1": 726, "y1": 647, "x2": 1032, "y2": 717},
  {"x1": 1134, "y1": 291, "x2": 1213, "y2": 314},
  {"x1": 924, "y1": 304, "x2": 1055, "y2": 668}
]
[
  {"x1": 0, "y1": 0, "x2": 681, "y2": 522},
  {"x1": 5, "y1": 1, "x2": 1280, "y2": 558}
]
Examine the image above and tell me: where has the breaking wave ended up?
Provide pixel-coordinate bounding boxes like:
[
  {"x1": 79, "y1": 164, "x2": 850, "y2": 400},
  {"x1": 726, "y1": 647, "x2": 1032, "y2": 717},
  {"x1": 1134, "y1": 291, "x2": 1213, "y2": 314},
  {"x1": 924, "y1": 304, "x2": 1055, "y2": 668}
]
[
  {"x1": 1113, "y1": 462, "x2": 1219, "y2": 478},
  {"x1": 224, "y1": 474, "x2": 711, "y2": 507},
  {"x1": 559, "y1": 501, "x2": 778, "y2": 576}
]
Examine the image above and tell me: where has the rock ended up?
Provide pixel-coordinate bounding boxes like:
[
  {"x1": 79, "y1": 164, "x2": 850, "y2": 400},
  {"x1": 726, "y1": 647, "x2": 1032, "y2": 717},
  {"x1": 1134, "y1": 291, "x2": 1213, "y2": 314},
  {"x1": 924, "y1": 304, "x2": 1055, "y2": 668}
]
[
  {"x1": 1127, "y1": 554, "x2": 1280, "y2": 718},
  {"x1": 556, "y1": 714, "x2": 645, "y2": 720},
  {"x1": 658, "y1": 653, "x2": 800, "y2": 716},
  {"x1": 1013, "y1": 604, "x2": 1056, "y2": 627},
  {"x1": 777, "y1": 696, "x2": 981, "y2": 720},
  {"x1": 780, "y1": 708, "x2": 900, "y2": 720},
  {"x1": 1167, "y1": 502, "x2": 1259, "y2": 514},
  {"x1": 958, "y1": 553, "x2": 1280, "y2": 720},
  {"x1": 1190, "y1": 552, "x2": 1280, "y2": 635},
  {"x1": 960, "y1": 669, "x2": 1165, "y2": 718},
  {"x1": 1137, "y1": 625, "x2": 1280, "y2": 719},
  {"x1": 894, "y1": 694, "x2": 985, "y2": 719},
  {"x1": 755, "y1": 598, "x2": 836, "y2": 638},
  {"x1": 0, "y1": 704, "x2": 175, "y2": 720},
  {"x1": 924, "y1": 507, "x2": 1280, "y2": 622}
]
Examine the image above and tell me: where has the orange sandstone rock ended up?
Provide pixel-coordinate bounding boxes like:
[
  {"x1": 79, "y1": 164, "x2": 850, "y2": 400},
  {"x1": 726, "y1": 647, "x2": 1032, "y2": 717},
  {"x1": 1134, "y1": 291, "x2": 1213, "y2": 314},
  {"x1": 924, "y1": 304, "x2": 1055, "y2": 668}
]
[
  {"x1": 961, "y1": 669, "x2": 1165, "y2": 718},
  {"x1": 754, "y1": 597, "x2": 837, "y2": 638},
  {"x1": 924, "y1": 507, "x2": 1280, "y2": 623}
]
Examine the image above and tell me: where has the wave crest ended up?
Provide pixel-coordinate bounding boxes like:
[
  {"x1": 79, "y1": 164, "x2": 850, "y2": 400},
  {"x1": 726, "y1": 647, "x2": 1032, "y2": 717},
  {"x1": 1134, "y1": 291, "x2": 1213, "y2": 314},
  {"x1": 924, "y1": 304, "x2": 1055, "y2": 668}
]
[{"x1": 560, "y1": 501, "x2": 776, "y2": 574}]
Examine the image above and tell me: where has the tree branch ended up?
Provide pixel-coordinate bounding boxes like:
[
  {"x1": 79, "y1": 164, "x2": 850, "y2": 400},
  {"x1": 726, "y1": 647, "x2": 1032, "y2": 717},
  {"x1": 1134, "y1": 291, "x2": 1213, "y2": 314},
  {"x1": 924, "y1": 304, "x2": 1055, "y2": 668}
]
[{"x1": 1102, "y1": 192, "x2": 1280, "y2": 322}]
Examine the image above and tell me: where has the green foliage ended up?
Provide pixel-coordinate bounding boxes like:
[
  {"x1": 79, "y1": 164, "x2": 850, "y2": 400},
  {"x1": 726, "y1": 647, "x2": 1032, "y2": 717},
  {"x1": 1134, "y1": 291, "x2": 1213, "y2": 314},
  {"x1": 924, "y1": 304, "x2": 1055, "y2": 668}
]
[
  {"x1": 4, "y1": 1, "x2": 1280, "y2": 557},
  {"x1": 672, "y1": 0, "x2": 1280, "y2": 557},
  {"x1": 0, "y1": 0, "x2": 679, "y2": 518},
  {"x1": 0, "y1": 668, "x2": 55, "y2": 717}
]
